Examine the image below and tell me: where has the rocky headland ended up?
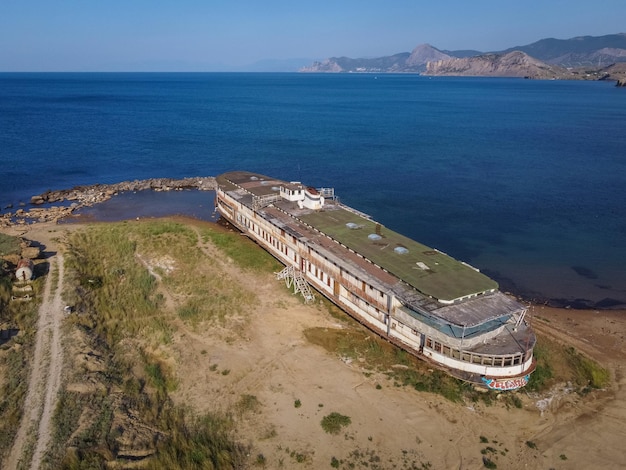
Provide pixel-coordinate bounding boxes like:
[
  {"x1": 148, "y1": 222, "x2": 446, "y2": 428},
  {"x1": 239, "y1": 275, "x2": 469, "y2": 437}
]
[
  {"x1": 1, "y1": 177, "x2": 216, "y2": 228},
  {"x1": 424, "y1": 51, "x2": 567, "y2": 78},
  {"x1": 300, "y1": 33, "x2": 626, "y2": 81}
]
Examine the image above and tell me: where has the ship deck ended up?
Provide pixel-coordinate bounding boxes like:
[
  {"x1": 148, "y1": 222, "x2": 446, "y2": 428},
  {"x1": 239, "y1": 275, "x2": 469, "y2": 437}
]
[
  {"x1": 217, "y1": 171, "x2": 535, "y2": 366},
  {"x1": 295, "y1": 204, "x2": 497, "y2": 302},
  {"x1": 217, "y1": 171, "x2": 527, "y2": 329},
  {"x1": 217, "y1": 171, "x2": 498, "y2": 303}
]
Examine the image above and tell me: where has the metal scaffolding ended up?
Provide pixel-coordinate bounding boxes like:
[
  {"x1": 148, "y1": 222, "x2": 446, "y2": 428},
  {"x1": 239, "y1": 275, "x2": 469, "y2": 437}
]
[{"x1": 276, "y1": 265, "x2": 315, "y2": 304}]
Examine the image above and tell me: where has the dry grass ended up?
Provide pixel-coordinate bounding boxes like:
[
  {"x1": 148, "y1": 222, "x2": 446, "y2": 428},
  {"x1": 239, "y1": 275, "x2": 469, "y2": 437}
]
[
  {"x1": 0, "y1": 232, "x2": 21, "y2": 257},
  {"x1": 0, "y1": 284, "x2": 41, "y2": 457},
  {"x1": 2, "y1": 218, "x2": 612, "y2": 469},
  {"x1": 47, "y1": 219, "x2": 268, "y2": 468}
]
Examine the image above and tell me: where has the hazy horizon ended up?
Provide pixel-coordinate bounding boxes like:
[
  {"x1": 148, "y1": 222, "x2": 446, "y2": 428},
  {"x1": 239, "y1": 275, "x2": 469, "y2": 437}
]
[{"x1": 2, "y1": 1, "x2": 626, "y2": 72}]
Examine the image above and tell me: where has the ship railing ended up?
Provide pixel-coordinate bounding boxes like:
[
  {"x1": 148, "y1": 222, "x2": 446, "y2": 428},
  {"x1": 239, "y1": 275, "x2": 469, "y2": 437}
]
[
  {"x1": 253, "y1": 193, "x2": 282, "y2": 210},
  {"x1": 337, "y1": 202, "x2": 373, "y2": 220},
  {"x1": 276, "y1": 266, "x2": 315, "y2": 304},
  {"x1": 316, "y1": 187, "x2": 335, "y2": 199}
]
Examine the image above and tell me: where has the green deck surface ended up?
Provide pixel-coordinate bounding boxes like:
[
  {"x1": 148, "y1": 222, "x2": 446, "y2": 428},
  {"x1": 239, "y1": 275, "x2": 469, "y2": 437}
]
[{"x1": 298, "y1": 206, "x2": 498, "y2": 302}]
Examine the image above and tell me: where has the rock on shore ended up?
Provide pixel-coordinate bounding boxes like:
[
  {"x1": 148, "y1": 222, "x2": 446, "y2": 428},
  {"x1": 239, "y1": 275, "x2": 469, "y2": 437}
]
[{"x1": 2, "y1": 177, "x2": 217, "y2": 227}]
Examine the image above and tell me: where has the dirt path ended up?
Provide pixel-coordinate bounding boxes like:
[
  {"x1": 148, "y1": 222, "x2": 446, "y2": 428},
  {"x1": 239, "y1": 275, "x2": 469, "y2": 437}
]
[
  {"x1": 4, "y1": 218, "x2": 626, "y2": 469},
  {"x1": 5, "y1": 248, "x2": 66, "y2": 470}
]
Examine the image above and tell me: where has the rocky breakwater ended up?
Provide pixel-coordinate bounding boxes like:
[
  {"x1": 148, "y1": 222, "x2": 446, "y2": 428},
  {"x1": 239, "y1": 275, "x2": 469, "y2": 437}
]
[{"x1": 1, "y1": 177, "x2": 217, "y2": 228}]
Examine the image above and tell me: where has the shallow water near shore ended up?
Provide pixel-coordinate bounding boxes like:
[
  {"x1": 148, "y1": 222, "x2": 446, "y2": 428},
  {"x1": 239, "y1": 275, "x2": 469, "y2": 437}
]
[
  {"x1": 63, "y1": 189, "x2": 218, "y2": 223},
  {"x1": 2, "y1": 73, "x2": 626, "y2": 308}
]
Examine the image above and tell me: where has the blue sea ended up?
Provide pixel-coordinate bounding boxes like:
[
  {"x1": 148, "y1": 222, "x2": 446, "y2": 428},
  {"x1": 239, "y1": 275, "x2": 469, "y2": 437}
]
[{"x1": 1, "y1": 72, "x2": 625, "y2": 308}]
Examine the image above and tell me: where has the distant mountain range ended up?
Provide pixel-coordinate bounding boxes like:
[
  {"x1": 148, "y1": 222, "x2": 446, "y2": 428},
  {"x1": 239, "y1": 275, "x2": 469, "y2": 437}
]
[{"x1": 300, "y1": 33, "x2": 626, "y2": 81}]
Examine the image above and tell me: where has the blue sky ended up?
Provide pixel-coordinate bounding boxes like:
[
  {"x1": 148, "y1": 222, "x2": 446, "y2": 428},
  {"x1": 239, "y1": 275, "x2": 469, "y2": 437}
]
[{"x1": 1, "y1": 0, "x2": 624, "y2": 71}]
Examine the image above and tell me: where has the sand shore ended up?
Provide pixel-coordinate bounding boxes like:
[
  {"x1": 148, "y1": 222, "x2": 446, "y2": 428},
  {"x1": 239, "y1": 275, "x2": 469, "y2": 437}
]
[{"x1": 3, "y1": 215, "x2": 625, "y2": 469}]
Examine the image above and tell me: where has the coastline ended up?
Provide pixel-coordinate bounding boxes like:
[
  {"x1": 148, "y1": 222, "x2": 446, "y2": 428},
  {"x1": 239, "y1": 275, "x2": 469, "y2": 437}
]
[
  {"x1": 2, "y1": 214, "x2": 626, "y2": 469},
  {"x1": 2, "y1": 178, "x2": 623, "y2": 311},
  {"x1": 1, "y1": 177, "x2": 216, "y2": 227},
  {"x1": 5, "y1": 213, "x2": 625, "y2": 368}
]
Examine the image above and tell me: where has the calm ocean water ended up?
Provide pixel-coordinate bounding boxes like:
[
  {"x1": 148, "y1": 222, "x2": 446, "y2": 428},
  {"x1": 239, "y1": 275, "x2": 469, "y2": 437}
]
[{"x1": 1, "y1": 72, "x2": 625, "y2": 308}]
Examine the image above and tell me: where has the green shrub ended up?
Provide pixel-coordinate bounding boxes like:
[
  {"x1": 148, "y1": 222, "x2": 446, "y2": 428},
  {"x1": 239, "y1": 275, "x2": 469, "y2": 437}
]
[
  {"x1": 236, "y1": 394, "x2": 260, "y2": 416},
  {"x1": 566, "y1": 346, "x2": 610, "y2": 389},
  {"x1": 321, "y1": 412, "x2": 351, "y2": 435},
  {"x1": 526, "y1": 343, "x2": 553, "y2": 392},
  {"x1": 482, "y1": 456, "x2": 497, "y2": 469}
]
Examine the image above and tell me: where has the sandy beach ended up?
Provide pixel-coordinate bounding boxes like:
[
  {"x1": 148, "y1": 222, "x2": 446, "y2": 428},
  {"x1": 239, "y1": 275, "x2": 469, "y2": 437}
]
[{"x1": 2, "y1": 217, "x2": 625, "y2": 470}]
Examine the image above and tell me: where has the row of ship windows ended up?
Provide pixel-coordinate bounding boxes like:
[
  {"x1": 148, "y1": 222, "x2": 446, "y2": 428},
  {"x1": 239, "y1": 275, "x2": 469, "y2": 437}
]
[
  {"x1": 357, "y1": 299, "x2": 527, "y2": 368},
  {"x1": 235, "y1": 206, "x2": 529, "y2": 370},
  {"x1": 244, "y1": 214, "x2": 531, "y2": 370},
  {"x1": 347, "y1": 293, "x2": 528, "y2": 369},
  {"x1": 239, "y1": 212, "x2": 388, "y2": 304},
  {"x1": 241, "y1": 215, "x2": 332, "y2": 287},
  {"x1": 424, "y1": 338, "x2": 527, "y2": 367}
]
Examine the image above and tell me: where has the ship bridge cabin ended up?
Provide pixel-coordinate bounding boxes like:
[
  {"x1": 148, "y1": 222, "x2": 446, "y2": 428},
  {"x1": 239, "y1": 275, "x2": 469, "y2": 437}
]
[
  {"x1": 279, "y1": 182, "x2": 325, "y2": 210},
  {"x1": 215, "y1": 171, "x2": 536, "y2": 390}
]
